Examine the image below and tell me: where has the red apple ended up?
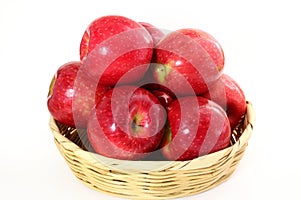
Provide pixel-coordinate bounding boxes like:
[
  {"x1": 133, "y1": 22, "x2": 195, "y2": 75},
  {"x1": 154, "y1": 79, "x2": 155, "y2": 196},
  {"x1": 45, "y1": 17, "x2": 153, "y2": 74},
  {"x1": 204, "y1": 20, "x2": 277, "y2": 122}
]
[
  {"x1": 150, "y1": 89, "x2": 174, "y2": 110},
  {"x1": 161, "y1": 96, "x2": 231, "y2": 161},
  {"x1": 147, "y1": 86, "x2": 175, "y2": 109},
  {"x1": 202, "y1": 74, "x2": 247, "y2": 129},
  {"x1": 152, "y1": 28, "x2": 224, "y2": 96},
  {"x1": 141, "y1": 82, "x2": 175, "y2": 109},
  {"x1": 139, "y1": 22, "x2": 165, "y2": 46},
  {"x1": 87, "y1": 85, "x2": 166, "y2": 160},
  {"x1": 47, "y1": 61, "x2": 109, "y2": 128},
  {"x1": 79, "y1": 15, "x2": 154, "y2": 86}
]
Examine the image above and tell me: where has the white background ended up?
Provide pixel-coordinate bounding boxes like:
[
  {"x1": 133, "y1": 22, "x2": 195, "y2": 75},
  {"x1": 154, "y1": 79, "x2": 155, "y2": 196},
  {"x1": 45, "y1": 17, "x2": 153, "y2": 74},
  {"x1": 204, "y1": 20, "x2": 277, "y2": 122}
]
[{"x1": 1, "y1": 0, "x2": 299, "y2": 199}]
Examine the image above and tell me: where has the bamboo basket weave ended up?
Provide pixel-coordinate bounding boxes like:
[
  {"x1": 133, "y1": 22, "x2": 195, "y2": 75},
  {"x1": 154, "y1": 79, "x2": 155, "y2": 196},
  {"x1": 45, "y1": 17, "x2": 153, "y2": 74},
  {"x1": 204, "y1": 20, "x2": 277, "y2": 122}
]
[{"x1": 49, "y1": 101, "x2": 255, "y2": 200}]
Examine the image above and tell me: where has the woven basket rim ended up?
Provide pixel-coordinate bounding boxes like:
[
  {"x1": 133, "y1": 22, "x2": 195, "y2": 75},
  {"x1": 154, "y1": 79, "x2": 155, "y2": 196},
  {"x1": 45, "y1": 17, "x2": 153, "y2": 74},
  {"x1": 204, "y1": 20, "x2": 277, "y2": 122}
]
[{"x1": 49, "y1": 101, "x2": 255, "y2": 172}]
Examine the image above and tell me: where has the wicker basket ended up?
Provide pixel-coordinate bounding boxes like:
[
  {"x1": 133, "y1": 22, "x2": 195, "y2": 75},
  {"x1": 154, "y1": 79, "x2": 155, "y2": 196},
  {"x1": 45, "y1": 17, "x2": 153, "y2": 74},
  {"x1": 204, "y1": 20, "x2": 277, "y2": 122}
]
[{"x1": 49, "y1": 101, "x2": 255, "y2": 200}]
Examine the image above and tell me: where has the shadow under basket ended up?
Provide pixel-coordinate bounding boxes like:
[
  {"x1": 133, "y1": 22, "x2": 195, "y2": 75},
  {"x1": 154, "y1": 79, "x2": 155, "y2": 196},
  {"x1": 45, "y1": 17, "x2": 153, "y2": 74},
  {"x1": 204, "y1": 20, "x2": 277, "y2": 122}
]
[{"x1": 49, "y1": 101, "x2": 255, "y2": 200}]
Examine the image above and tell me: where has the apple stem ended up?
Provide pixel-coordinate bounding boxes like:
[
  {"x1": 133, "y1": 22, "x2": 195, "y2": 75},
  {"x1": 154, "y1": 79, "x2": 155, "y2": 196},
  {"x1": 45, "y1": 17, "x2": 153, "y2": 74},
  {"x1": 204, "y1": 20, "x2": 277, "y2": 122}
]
[
  {"x1": 154, "y1": 64, "x2": 170, "y2": 84},
  {"x1": 132, "y1": 120, "x2": 141, "y2": 134},
  {"x1": 131, "y1": 114, "x2": 145, "y2": 135}
]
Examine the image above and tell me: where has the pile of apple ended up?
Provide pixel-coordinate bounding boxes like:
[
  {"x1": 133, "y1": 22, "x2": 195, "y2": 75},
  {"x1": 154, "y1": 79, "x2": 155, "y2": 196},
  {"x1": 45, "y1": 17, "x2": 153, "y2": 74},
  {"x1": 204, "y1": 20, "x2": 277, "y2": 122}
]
[{"x1": 47, "y1": 15, "x2": 247, "y2": 161}]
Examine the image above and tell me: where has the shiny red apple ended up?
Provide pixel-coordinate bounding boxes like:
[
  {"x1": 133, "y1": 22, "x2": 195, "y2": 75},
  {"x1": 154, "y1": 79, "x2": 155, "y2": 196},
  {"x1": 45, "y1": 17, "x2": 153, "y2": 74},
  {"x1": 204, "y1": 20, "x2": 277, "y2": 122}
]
[
  {"x1": 203, "y1": 74, "x2": 247, "y2": 129},
  {"x1": 80, "y1": 15, "x2": 154, "y2": 86},
  {"x1": 87, "y1": 86, "x2": 166, "y2": 160},
  {"x1": 47, "y1": 61, "x2": 109, "y2": 128},
  {"x1": 141, "y1": 82, "x2": 175, "y2": 109},
  {"x1": 161, "y1": 96, "x2": 231, "y2": 161},
  {"x1": 152, "y1": 28, "x2": 224, "y2": 96},
  {"x1": 150, "y1": 89, "x2": 174, "y2": 110}
]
